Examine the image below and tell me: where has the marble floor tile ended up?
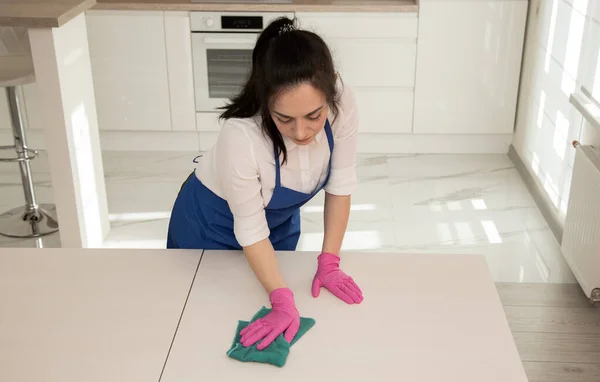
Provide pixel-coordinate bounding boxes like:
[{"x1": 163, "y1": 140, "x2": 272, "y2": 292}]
[
  {"x1": 0, "y1": 230, "x2": 61, "y2": 248},
  {"x1": 298, "y1": 212, "x2": 397, "y2": 252},
  {"x1": 386, "y1": 154, "x2": 516, "y2": 183},
  {"x1": 103, "y1": 218, "x2": 170, "y2": 249},
  {"x1": 0, "y1": 151, "x2": 577, "y2": 284}
]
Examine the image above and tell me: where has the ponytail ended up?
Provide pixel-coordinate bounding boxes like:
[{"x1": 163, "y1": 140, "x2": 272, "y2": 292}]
[{"x1": 219, "y1": 17, "x2": 339, "y2": 165}]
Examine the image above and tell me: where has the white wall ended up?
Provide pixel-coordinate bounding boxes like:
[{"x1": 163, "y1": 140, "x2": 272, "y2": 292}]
[{"x1": 512, "y1": 0, "x2": 600, "y2": 227}]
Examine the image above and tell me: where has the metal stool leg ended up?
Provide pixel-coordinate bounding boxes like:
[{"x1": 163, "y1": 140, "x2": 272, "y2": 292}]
[{"x1": 0, "y1": 86, "x2": 59, "y2": 238}]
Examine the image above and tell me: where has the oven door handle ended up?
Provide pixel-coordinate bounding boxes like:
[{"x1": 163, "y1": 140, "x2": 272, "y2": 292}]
[{"x1": 202, "y1": 35, "x2": 258, "y2": 47}]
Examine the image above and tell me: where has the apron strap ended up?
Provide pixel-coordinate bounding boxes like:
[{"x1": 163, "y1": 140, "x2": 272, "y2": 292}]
[
  {"x1": 323, "y1": 119, "x2": 334, "y2": 184},
  {"x1": 273, "y1": 145, "x2": 282, "y2": 187},
  {"x1": 324, "y1": 119, "x2": 334, "y2": 153}
]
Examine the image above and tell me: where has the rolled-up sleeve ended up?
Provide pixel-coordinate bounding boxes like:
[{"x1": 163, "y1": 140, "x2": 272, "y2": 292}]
[
  {"x1": 214, "y1": 121, "x2": 270, "y2": 247},
  {"x1": 324, "y1": 83, "x2": 359, "y2": 196}
]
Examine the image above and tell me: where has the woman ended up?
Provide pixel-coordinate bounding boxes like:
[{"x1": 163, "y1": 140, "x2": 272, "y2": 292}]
[{"x1": 167, "y1": 17, "x2": 363, "y2": 350}]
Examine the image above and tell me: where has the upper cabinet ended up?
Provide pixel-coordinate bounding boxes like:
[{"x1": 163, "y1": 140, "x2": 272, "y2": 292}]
[
  {"x1": 86, "y1": 10, "x2": 173, "y2": 131},
  {"x1": 296, "y1": 12, "x2": 418, "y2": 134},
  {"x1": 412, "y1": 0, "x2": 528, "y2": 135}
]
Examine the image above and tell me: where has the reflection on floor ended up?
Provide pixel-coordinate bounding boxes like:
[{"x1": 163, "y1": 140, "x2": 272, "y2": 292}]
[{"x1": 0, "y1": 151, "x2": 576, "y2": 284}]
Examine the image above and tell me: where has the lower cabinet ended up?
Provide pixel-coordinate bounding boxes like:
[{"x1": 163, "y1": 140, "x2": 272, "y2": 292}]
[
  {"x1": 296, "y1": 12, "x2": 418, "y2": 135},
  {"x1": 2, "y1": 7, "x2": 526, "y2": 154},
  {"x1": 86, "y1": 10, "x2": 173, "y2": 132},
  {"x1": 354, "y1": 88, "x2": 414, "y2": 134},
  {"x1": 412, "y1": 0, "x2": 528, "y2": 135}
]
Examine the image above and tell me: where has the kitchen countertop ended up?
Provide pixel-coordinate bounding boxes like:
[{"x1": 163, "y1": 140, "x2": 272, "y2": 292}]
[
  {"x1": 93, "y1": 0, "x2": 418, "y2": 12},
  {"x1": 0, "y1": 0, "x2": 417, "y2": 28},
  {"x1": 0, "y1": 0, "x2": 97, "y2": 28}
]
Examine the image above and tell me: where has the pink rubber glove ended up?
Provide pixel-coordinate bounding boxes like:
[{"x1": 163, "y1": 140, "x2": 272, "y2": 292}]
[
  {"x1": 312, "y1": 253, "x2": 363, "y2": 304},
  {"x1": 240, "y1": 288, "x2": 300, "y2": 350}
]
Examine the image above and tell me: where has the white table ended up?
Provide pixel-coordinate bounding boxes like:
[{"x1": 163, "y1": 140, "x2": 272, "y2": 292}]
[
  {"x1": 0, "y1": 248, "x2": 202, "y2": 382},
  {"x1": 162, "y1": 251, "x2": 528, "y2": 381}
]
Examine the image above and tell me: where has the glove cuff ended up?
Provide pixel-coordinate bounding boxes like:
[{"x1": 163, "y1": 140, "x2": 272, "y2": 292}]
[
  {"x1": 269, "y1": 287, "x2": 296, "y2": 309},
  {"x1": 317, "y1": 252, "x2": 341, "y2": 269}
]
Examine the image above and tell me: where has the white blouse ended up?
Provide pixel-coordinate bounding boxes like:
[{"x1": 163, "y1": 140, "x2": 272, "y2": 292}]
[{"x1": 195, "y1": 80, "x2": 359, "y2": 247}]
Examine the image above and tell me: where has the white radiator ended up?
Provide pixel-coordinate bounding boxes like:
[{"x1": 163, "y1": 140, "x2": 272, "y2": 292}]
[{"x1": 561, "y1": 144, "x2": 600, "y2": 302}]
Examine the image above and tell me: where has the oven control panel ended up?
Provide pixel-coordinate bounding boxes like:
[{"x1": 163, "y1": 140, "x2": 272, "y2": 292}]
[{"x1": 190, "y1": 12, "x2": 295, "y2": 33}]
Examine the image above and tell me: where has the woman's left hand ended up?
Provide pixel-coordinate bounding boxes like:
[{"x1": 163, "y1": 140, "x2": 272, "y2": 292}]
[{"x1": 311, "y1": 252, "x2": 363, "y2": 304}]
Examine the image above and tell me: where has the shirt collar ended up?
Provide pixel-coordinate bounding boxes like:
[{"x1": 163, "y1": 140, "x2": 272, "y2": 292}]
[{"x1": 283, "y1": 128, "x2": 325, "y2": 151}]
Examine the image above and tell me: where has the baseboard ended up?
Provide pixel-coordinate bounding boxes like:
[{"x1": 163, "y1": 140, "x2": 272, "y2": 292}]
[
  {"x1": 197, "y1": 132, "x2": 513, "y2": 154},
  {"x1": 508, "y1": 144, "x2": 564, "y2": 244},
  {"x1": 356, "y1": 133, "x2": 513, "y2": 154},
  {"x1": 100, "y1": 130, "x2": 202, "y2": 151},
  {"x1": 0, "y1": 129, "x2": 202, "y2": 152},
  {"x1": 1, "y1": 129, "x2": 513, "y2": 154}
]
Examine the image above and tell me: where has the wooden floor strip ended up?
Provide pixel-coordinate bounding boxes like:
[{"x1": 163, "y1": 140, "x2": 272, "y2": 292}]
[
  {"x1": 504, "y1": 306, "x2": 600, "y2": 334},
  {"x1": 523, "y1": 362, "x2": 600, "y2": 382},
  {"x1": 495, "y1": 281, "x2": 600, "y2": 380},
  {"x1": 496, "y1": 283, "x2": 591, "y2": 308},
  {"x1": 513, "y1": 332, "x2": 600, "y2": 364}
]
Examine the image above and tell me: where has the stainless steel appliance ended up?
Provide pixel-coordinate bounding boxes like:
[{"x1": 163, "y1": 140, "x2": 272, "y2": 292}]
[{"x1": 190, "y1": 11, "x2": 294, "y2": 112}]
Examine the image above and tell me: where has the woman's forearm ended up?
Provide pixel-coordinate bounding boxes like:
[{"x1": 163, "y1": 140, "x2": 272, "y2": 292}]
[
  {"x1": 243, "y1": 237, "x2": 287, "y2": 294},
  {"x1": 322, "y1": 193, "x2": 351, "y2": 255}
]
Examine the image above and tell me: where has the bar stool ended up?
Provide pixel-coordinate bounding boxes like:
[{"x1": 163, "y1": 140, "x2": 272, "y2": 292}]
[{"x1": 0, "y1": 58, "x2": 59, "y2": 238}]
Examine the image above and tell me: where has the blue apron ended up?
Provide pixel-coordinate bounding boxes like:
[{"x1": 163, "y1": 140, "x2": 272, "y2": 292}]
[{"x1": 166, "y1": 119, "x2": 334, "y2": 250}]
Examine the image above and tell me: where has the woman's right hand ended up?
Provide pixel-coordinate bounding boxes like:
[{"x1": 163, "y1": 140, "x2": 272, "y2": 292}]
[{"x1": 240, "y1": 288, "x2": 300, "y2": 350}]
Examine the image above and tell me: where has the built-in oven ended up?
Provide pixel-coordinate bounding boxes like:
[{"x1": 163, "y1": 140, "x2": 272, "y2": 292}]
[{"x1": 190, "y1": 12, "x2": 294, "y2": 113}]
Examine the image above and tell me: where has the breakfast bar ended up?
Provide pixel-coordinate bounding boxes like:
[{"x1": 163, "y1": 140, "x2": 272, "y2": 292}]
[{"x1": 0, "y1": 248, "x2": 528, "y2": 381}]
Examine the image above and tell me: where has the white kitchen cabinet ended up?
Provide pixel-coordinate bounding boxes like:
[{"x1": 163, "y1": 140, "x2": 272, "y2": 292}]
[
  {"x1": 296, "y1": 13, "x2": 418, "y2": 88},
  {"x1": 86, "y1": 10, "x2": 172, "y2": 131},
  {"x1": 298, "y1": 12, "x2": 418, "y2": 86},
  {"x1": 164, "y1": 12, "x2": 197, "y2": 132},
  {"x1": 296, "y1": 12, "x2": 418, "y2": 134},
  {"x1": 354, "y1": 88, "x2": 414, "y2": 133},
  {"x1": 195, "y1": 89, "x2": 416, "y2": 135},
  {"x1": 296, "y1": 12, "x2": 418, "y2": 39},
  {"x1": 333, "y1": 39, "x2": 416, "y2": 88},
  {"x1": 412, "y1": 0, "x2": 527, "y2": 135}
]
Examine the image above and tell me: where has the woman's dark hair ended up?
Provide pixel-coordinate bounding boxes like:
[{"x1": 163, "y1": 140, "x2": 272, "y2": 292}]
[{"x1": 219, "y1": 17, "x2": 340, "y2": 165}]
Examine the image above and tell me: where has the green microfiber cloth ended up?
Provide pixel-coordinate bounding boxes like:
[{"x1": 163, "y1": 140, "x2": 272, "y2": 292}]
[{"x1": 226, "y1": 306, "x2": 316, "y2": 367}]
